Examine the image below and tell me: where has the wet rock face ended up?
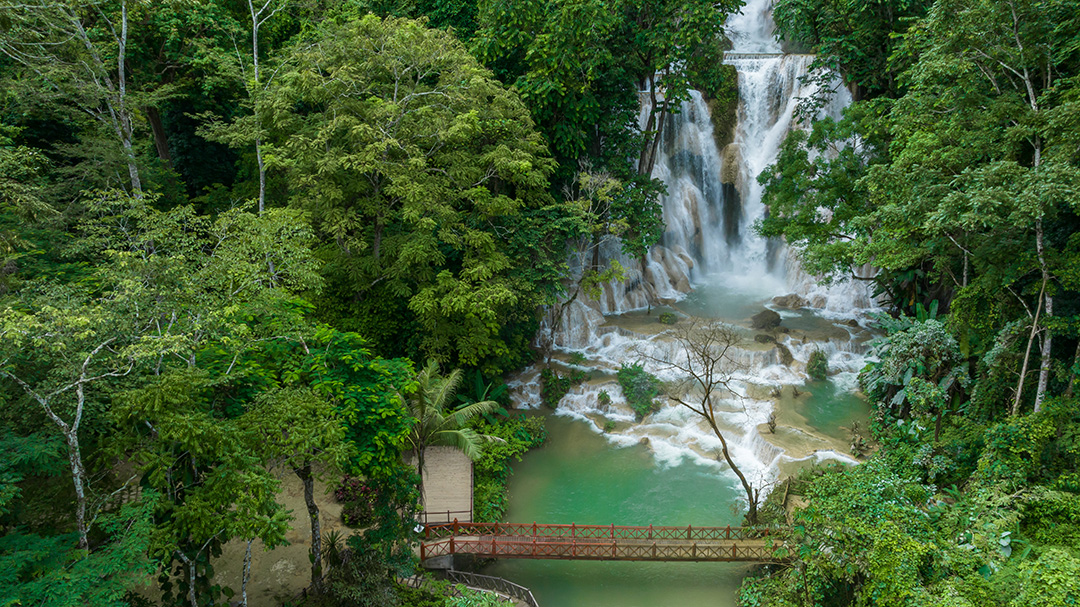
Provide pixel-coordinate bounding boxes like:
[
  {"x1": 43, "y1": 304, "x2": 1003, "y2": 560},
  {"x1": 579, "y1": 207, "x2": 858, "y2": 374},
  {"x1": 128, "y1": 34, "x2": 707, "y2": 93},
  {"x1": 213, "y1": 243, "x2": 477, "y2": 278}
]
[
  {"x1": 771, "y1": 293, "x2": 809, "y2": 309},
  {"x1": 775, "y1": 343, "x2": 794, "y2": 366},
  {"x1": 751, "y1": 309, "x2": 782, "y2": 330}
]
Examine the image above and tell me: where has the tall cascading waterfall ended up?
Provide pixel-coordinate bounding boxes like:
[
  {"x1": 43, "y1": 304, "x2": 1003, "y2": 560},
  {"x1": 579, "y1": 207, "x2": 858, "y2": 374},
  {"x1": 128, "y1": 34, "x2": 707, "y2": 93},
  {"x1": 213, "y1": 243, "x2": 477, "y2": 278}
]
[{"x1": 514, "y1": 0, "x2": 878, "y2": 500}]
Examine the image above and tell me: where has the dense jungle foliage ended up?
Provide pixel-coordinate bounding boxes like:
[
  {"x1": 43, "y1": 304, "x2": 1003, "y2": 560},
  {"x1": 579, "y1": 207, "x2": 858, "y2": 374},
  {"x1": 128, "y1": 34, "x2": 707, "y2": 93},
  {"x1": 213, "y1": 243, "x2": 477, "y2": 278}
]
[
  {"x1": 0, "y1": 0, "x2": 737, "y2": 605},
  {"x1": 2, "y1": 0, "x2": 1078, "y2": 605},
  {"x1": 745, "y1": 0, "x2": 1080, "y2": 604}
]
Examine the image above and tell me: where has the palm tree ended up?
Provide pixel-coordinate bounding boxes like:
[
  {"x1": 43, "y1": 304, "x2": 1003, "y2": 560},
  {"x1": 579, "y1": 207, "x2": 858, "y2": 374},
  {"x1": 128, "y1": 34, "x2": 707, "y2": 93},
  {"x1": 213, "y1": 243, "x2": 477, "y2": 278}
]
[{"x1": 404, "y1": 360, "x2": 503, "y2": 498}]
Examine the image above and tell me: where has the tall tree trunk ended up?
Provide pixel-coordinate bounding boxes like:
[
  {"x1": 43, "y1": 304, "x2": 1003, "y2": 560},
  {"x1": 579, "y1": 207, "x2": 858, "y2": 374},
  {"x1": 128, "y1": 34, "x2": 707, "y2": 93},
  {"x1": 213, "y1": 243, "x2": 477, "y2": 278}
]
[
  {"x1": 1034, "y1": 218, "x2": 1052, "y2": 413},
  {"x1": 706, "y1": 418, "x2": 757, "y2": 524},
  {"x1": 116, "y1": 0, "x2": 142, "y2": 196},
  {"x1": 241, "y1": 539, "x2": 253, "y2": 607},
  {"x1": 255, "y1": 137, "x2": 266, "y2": 213},
  {"x1": 1013, "y1": 281, "x2": 1044, "y2": 415},
  {"x1": 65, "y1": 429, "x2": 89, "y2": 550},
  {"x1": 295, "y1": 464, "x2": 323, "y2": 594},
  {"x1": 144, "y1": 106, "x2": 173, "y2": 169}
]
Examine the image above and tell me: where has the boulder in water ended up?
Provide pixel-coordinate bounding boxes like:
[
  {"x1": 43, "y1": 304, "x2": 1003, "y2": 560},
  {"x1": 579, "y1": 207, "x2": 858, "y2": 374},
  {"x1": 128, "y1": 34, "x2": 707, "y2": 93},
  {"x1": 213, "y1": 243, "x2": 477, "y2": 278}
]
[
  {"x1": 754, "y1": 334, "x2": 776, "y2": 344},
  {"x1": 721, "y1": 144, "x2": 740, "y2": 185},
  {"x1": 776, "y1": 343, "x2": 794, "y2": 366},
  {"x1": 771, "y1": 293, "x2": 809, "y2": 309},
  {"x1": 751, "y1": 309, "x2": 782, "y2": 330}
]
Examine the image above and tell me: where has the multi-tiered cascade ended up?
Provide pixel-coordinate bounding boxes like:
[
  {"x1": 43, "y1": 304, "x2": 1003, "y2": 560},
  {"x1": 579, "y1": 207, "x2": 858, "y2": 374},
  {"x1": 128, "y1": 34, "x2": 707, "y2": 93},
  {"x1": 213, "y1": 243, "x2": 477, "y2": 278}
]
[{"x1": 515, "y1": 0, "x2": 878, "y2": 495}]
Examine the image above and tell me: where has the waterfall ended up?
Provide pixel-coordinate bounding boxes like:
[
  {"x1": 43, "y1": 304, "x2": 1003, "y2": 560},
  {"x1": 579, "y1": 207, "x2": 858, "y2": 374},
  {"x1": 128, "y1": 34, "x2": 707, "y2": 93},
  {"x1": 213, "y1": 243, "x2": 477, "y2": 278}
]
[{"x1": 517, "y1": 0, "x2": 874, "y2": 503}]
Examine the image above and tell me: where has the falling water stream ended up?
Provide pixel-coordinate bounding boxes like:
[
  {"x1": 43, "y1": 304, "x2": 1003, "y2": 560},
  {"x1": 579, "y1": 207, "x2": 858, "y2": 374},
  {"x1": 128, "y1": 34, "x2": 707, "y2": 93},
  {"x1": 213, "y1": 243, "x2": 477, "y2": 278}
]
[{"x1": 485, "y1": 0, "x2": 876, "y2": 603}]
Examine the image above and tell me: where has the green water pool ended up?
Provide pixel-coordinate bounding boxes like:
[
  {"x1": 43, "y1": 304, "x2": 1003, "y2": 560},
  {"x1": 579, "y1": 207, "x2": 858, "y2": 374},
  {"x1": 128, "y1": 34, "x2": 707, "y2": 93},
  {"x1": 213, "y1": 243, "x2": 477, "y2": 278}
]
[{"x1": 482, "y1": 416, "x2": 754, "y2": 607}]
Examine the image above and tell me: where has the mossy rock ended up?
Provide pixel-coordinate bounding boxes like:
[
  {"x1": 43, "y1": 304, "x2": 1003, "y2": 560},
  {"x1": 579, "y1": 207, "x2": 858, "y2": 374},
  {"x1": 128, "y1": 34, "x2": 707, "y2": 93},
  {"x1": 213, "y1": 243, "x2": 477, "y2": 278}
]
[
  {"x1": 751, "y1": 309, "x2": 782, "y2": 330},
  {"x1": 807, "y1": 349, "x2": 830, "y2": 380}
]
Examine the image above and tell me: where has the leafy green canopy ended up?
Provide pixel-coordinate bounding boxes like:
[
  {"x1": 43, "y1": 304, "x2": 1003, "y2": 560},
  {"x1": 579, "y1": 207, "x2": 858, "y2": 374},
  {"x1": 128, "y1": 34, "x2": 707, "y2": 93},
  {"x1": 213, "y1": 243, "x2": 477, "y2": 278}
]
[{"x1": 263, "y1": 15, "x2": 571, "y2": 373}]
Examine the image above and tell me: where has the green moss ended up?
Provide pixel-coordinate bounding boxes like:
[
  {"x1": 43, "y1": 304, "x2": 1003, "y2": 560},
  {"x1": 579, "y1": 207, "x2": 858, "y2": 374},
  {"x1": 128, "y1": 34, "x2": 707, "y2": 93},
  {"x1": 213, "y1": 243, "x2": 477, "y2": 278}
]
[{"x1": 694, "y1": 63, "x2": 739, "y2": 149}]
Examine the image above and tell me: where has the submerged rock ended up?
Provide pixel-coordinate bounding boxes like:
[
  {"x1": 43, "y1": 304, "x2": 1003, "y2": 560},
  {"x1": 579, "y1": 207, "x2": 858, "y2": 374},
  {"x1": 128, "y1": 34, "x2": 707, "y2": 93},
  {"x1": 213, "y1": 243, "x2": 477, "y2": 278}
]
[
  {"x1": 771, "y1": 293, "x2": 809, "y2": 309},
  {"x1": 751, "y1": 309, "x2": 782, "y2": 330},
  {"x1": 776, "y1": 343, "x2": 794, "y2": 366},
  {"x1": 754, "y1": 334, "x2": 776, "y2": 344}
]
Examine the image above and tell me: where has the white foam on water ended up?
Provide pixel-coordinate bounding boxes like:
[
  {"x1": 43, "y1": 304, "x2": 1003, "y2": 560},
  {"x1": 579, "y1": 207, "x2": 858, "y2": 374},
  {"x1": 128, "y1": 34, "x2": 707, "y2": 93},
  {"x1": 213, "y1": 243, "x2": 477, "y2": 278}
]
[{"x1": 518, "y1": 0, "x2": 885, "y2": 513}]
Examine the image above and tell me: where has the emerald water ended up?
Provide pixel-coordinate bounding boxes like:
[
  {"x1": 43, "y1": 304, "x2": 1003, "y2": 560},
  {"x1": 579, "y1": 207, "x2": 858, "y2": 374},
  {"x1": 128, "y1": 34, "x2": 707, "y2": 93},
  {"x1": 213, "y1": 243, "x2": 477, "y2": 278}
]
[{"x1": 483, "y1": 416, "x2": 754, "y2": 607}]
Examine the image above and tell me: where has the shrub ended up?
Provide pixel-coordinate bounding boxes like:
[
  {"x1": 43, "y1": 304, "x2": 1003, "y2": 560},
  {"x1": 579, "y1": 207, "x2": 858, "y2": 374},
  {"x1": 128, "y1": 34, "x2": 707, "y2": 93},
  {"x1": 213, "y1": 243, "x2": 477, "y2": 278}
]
[
  {"x1": 336, "y1": 476, "x2": 377, "y2": 528},
  {"x1": 603, "y1": 420, "x2": 617, "y2": 433},
  {"x1": 540, "y1": 367, "x2": 587, "y2": 408},
  {"x1": 807, "y1": 349, "x2": 829, "y2": 381},
  {"x1": 658, "y1": 312, "x2": 678, "y2": 324},
  {"x1": 597, "y1": 390, "x2": 611, "y2": 405},
  {"x1": 471, "y1": 415, "x2": 547, "y2": 522},
  {"x1": 617, "y1": 363, "x2": 662, "y2": 420}
]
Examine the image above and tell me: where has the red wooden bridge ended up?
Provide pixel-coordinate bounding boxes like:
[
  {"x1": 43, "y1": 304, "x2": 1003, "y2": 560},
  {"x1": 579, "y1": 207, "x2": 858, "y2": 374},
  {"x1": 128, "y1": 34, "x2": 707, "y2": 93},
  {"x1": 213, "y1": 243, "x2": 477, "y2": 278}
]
[{"x1": 420, "y1": 521, "x2": 788, "y2": 564}]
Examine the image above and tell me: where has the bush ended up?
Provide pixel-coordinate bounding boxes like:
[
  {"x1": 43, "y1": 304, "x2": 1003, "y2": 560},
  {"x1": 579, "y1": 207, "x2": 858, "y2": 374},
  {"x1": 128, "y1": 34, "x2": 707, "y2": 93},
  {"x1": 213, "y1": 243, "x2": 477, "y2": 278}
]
[
  {"x1": 807, "y1": 349, "x2": 829, "y2": 381},
  {"x1": 471, "y1": 415, "x2": 547, "y2": 522},
  {"x1": 603, "y1": 420, "x2": 617, "y2": 433},
  {"x1": 540, "y1": 367, "x2": 587, "y2": 408},
  {"x1": 336, "y1": 477, "x2": 377, "y2": 528},
  {"x1": 658, "y1": 312, "x2": 678, "y2": 324},
  {"x1": 617, "y1": 364, "x2": 662, "y2": 420}
]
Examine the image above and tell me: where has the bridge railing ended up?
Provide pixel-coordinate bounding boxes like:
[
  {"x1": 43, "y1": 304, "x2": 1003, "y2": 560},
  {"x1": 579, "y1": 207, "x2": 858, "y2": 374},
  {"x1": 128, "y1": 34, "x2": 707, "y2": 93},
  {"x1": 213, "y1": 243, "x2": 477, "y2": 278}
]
[
  {"x1": 423, "y1": 521, "x2": 779, "y2": 542},
  {"x1": 420, "y1": 535, "x2": 787, "y2": 563}
]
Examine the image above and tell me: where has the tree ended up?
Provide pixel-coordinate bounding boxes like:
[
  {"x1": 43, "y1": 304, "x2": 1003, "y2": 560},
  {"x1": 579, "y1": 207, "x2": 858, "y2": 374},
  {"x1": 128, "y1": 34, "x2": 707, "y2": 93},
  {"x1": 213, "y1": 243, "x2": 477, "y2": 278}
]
[
  {"x1": 114, "y1": 369, "x2": 290, "y2": 607},
  {"x1": 0, "y1": 495, "x2": 157, "y2": 607},
  {"x1": 642, "y1": 319, "x2": 761, "y2": 524},
  {"x1": 0, "y1": 285, "x2": 140, "y2": 551},
  {"x1": 0, "y1": 0, "x2": 146, "y2": 194},
  {"x1": 404, "y1": 360, "x2": 501, "y2": 503},
  {"x1": 242, "y1": 388, "x2": 352, "y2": 596},
  {"x1": 759, "y1": 0, "x2": 1080, "y2": 414},
  {"x1": 264, "y1": 15, "x2": 566, "y2": 371},
  {"x1": 0, "y1": 189, "x2": 323, "y2": 603},
  {"x1": 621, "y1": 0, "x2": 735, "y2": 175}
]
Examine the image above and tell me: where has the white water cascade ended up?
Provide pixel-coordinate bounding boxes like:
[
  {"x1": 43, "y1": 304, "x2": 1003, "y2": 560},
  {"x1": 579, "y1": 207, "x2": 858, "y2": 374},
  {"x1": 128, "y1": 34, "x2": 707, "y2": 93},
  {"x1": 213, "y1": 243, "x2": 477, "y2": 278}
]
[{"x1": 512, "y1": 0, "x2": 879, "y2": 506}]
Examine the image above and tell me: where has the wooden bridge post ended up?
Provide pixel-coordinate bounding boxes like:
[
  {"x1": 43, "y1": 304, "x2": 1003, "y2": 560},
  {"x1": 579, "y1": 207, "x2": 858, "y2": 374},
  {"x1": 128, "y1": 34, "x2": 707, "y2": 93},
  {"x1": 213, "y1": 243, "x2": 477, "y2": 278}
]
[
  {"x1": 453, "y1": 518, "x2": 459, "y2": 537},
  {"x1": 450, "y1": 536, "x2": 455, "y2": 555},
  {"x1": 725, "y1": 525, "x2": 731, "y2": 539},
  {"x1": 532, "y1": 522, "x2": 537, "y2": 537},
  {"x1": 611, "y1": 523, "x2": 615, "y2": 539},
  {"x1": 648, "y1": 524, "x2": 653, "y2": 540},
  {"x1": 571, "y1": 522, "x2": 575, "y2": 539},
  {"x1": 687, "y1": 524, "x2": 692, "y2": 540},
  {"x1": 692, "y1": 543, "x2": 697, "y2": 559}
]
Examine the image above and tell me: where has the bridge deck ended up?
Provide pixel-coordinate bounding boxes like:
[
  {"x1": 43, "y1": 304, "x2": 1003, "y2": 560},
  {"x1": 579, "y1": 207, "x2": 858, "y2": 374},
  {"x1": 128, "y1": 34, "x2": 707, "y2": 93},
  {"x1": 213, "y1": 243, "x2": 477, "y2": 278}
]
[{"x1": 420, "y1": 522, "x2": 788, "y2": 564}]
